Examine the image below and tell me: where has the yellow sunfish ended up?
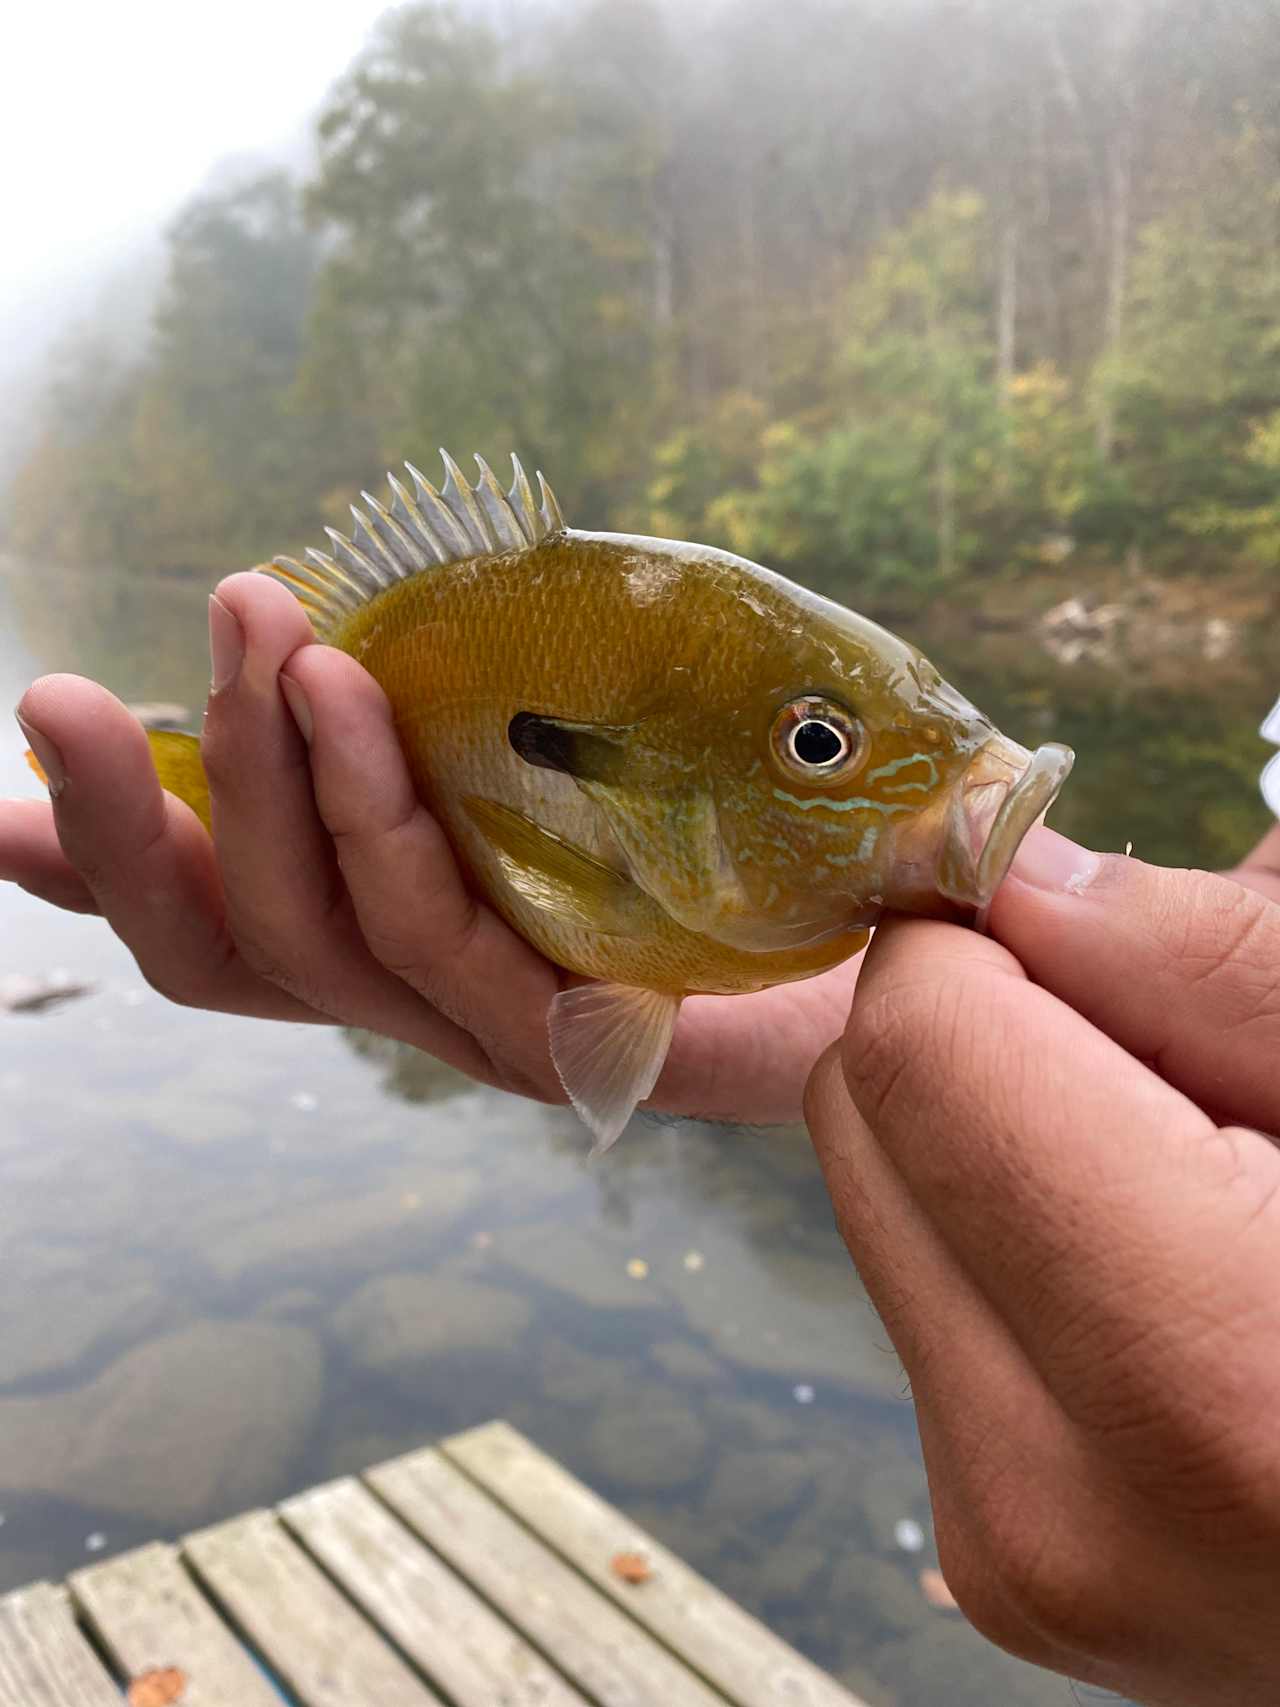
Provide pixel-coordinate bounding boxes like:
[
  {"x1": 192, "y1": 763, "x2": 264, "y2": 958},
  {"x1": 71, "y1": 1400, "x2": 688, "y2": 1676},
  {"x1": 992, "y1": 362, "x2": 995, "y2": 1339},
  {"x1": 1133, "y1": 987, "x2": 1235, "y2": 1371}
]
[{"x1": 31, "y1": 451, "x2": 1073, "y2": 1149}]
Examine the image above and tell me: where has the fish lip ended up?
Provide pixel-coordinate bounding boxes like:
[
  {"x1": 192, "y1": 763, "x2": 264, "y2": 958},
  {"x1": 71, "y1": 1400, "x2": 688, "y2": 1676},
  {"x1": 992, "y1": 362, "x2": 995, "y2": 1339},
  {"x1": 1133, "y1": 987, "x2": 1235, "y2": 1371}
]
[{"x1": 940, "y1": 739, "x2": 1075, "y2": 910}]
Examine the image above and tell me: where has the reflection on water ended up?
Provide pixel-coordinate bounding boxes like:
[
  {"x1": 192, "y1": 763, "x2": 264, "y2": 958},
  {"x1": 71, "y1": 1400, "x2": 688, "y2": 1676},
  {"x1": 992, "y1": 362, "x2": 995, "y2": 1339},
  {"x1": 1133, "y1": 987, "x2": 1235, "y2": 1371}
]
[{"x1": 0, "y1": 554, "x2": 1272, "y2": 1706}]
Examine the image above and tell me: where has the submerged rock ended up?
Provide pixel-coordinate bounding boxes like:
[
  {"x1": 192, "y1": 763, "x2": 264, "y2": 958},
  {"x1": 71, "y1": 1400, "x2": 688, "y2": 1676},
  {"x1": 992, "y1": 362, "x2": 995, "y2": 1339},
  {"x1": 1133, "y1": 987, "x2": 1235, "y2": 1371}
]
[
  {"x1": 0, "y1": 1270, "x2": 171, "y2": 1386},
  {"x1": 704, "y1": 1448, "x2": 812, "y2": 1524},
  {"x1": 206, "y1": 1170, "x2": 479, "y2": 1284},
  {"x1": 584, "y1": 1393, "x2": 709, "y2": 1491},
  {"x1": 670, "y1": 1230, "x2": 905, "y2": 1398},
  {"x1": 537, "y1": 1336, "x2": 633, "y2": 1406},
  {"x1": 649, "y1": 1339, "x2": 725, "y2": 1385},
  {"x1": 333, "y1": 1270, "x2": 533, "y2": 1374},
  {"x1": 0, "y1": 1321, "x2": 324, "y2": 1524},
  {"x1": 492, "y1": 1225, "x2": 664, "y2": 1311}
]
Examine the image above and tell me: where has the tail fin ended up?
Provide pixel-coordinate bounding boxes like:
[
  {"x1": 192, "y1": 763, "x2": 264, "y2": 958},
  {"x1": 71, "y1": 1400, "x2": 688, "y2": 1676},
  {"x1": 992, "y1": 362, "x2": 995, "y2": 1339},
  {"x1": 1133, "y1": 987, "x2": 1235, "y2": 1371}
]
[
  {"x1": 146, "y1": 730, "x2": 212, "y2": 831},
  {"x1": 24, "y1": 729, "x2": 212, "y2": 833}
]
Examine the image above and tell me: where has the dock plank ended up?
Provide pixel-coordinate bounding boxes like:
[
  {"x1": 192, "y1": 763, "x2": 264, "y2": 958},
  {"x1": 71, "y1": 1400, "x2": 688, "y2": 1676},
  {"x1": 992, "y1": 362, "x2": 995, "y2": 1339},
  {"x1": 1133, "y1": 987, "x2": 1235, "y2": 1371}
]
[
  {"x1": 444, "y1": 1421, "x2": 869, "y2": 1707},
  {"x1": 184, "y1": 1509, "x2": 441, "y2": 1707},
  {"x1": 0, "y1": 1583, "x2": 119, "y2": 1707},
  {"x1": 367, "y1": 1447, "x2": 725, "y2": 1707},
  {"x1": 282, "y1": 1476, "x2": 586, "y2": 1707},
  {"x1": 71, "y1": 1541, "x2": 281, "y2": 1707}
]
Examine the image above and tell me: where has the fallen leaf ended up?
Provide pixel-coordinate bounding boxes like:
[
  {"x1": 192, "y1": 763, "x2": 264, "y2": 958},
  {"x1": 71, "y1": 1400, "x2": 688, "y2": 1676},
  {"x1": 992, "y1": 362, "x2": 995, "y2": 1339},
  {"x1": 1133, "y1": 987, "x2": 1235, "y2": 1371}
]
[
  {"x1": 919, "y1": 1567, "x2": 958, "y2": 1610},
  {"x1": 127, "y1": 1669, "x2": 187, "y2": 1707},
  {"x1": 610, "y1": 1551, "x2": 653, "y2": 1585}
]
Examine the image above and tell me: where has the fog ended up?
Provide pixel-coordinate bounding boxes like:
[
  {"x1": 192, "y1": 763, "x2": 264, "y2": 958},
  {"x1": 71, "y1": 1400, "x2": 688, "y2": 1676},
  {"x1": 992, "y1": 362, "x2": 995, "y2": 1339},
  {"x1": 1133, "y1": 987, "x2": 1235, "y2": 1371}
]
[{"x1": 0, "y1": 0, "x2": 390, "y2": 452}]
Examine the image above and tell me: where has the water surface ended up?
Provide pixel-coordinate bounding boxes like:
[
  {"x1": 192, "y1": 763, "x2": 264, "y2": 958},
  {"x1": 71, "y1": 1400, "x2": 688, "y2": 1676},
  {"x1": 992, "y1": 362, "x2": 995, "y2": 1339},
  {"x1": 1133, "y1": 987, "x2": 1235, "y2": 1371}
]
[{"x1": 0, "y1": 556, "x2": 1272, "y2": 1706}]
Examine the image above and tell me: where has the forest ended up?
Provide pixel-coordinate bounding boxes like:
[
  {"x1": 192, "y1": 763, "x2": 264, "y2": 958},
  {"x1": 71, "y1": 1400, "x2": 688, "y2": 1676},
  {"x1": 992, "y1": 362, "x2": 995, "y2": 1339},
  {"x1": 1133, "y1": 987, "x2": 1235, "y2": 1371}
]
[{"x1": 6, "y1": 0, "x2": 1280, "y2": 606}]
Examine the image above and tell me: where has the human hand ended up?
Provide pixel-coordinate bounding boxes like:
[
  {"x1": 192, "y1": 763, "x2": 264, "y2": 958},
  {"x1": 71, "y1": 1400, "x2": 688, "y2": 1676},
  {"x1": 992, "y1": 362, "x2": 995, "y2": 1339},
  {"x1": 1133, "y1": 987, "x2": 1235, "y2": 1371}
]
[
  {"x1": 1230, "y1": 820, "x2": 1280, "y2": 906},
  {"x1": 805, "y1": 829, "x2": 1280, "y2": 1706},
  {"x1": 1, "y1": 571, "x2": 858, "y2": 1126}
]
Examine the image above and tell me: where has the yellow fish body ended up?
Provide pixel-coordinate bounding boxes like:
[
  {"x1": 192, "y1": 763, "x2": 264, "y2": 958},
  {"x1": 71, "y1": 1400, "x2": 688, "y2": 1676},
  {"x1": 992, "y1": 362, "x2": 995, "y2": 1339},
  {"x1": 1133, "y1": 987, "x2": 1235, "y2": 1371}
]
[{"x1": 38, "y1": 452, "x2": 1073, "y2": 1149}]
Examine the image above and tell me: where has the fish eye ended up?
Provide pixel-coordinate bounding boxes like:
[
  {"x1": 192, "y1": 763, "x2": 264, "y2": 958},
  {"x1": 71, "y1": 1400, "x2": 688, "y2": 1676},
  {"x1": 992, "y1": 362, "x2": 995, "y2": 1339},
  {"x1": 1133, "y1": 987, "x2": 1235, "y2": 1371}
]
[{"x1": 770, "y1": 696, "x2": 866, "y2": 783}]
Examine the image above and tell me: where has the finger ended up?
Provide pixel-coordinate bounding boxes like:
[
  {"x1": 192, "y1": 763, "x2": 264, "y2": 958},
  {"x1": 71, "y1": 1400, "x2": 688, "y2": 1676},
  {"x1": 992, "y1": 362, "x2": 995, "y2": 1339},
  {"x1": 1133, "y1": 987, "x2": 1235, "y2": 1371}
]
[
  {"x1": 989, "y1": 826, "x2": 1280, "y2": 1132},
  {"x1": 842, "y1": 917, "x2": 1280, "y2": 1482},
  {"x1": 202, "y1": 575, "x2": 496, "y2": 1079},
  {"x1": 658, "y1": 954, "x2": 864, "y2": 1124},
  {"x1": 0, "y1": 797, "x2": 99, "y2": 913},
  {"x1": 279, "y1": 640, "x2": 560, "y2": 1098},
  {"x1": 804, "y1": 1049, "x2": 1095, "y2": 1676},
  {"x1": 15, "y1": 675, "x2": 314, "y2": 1018}
]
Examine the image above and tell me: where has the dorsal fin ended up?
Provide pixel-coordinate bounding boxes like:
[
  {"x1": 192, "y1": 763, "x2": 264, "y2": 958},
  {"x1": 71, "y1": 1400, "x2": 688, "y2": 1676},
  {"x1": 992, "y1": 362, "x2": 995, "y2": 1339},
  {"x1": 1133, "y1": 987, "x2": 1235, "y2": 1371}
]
[{"x1": 261, "y1": 450, "x2": 566, "y2": 638}]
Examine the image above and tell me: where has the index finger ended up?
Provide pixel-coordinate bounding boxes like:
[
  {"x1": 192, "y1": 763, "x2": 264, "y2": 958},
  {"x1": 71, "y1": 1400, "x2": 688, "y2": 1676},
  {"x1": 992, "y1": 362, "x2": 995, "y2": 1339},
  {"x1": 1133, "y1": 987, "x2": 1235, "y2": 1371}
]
[{"x1": 834, "y1": 917, "x2": 1280, "y2": 1461}]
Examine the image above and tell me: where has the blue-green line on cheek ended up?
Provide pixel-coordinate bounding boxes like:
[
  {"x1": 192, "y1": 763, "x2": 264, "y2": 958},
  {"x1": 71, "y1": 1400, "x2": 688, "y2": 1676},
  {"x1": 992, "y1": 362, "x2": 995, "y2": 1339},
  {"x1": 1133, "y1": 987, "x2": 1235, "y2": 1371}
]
[
  {"x1": 772, "y1": 788, "x2": 913, "y2": 817},
  {"x1": 866, "y1": 751, "x2": 939, "y2": 793}
]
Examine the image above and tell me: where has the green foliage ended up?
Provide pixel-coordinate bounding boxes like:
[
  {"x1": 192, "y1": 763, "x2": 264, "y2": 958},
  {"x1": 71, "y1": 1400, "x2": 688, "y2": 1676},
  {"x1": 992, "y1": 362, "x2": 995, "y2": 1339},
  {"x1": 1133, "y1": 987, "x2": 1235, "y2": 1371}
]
[
  {"x1": 6, "y1": 0, "x2": 1280, "y2": 596},
  {"x1": 1085, "y1": 125, "x2": 1280, "y2": 568}
]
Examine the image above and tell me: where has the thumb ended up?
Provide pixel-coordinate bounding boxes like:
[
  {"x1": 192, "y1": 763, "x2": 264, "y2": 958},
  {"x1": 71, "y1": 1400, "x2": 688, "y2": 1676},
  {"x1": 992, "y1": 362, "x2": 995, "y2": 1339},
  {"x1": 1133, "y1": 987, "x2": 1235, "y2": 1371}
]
[{"x1": 987, "y1": 827, "x2": 1280, "y2": 1134}]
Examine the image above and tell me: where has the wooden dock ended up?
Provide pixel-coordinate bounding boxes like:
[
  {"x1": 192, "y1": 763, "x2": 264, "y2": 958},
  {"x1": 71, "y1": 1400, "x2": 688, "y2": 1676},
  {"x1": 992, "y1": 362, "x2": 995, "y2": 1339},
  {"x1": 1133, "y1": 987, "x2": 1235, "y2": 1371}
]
[{"x1": 0, "y1": 1419, "x2": 868, "y2": 1707}]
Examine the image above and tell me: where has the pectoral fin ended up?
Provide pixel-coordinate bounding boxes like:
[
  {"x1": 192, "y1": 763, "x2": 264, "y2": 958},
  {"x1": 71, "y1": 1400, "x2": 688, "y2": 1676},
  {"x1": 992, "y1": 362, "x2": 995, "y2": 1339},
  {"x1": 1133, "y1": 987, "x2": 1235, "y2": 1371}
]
[
  {"x1": 506, "y1": 710, "x2": 759, "y2": 945},
  {"x1": 549, "y1": 982, "x2": 682, "y2": 1155},
  {"x1": 463, "y1": 796, "x2": 651, "y2": 937},
  {"x1": 508, "y1": 712, "x2": 632, "y2": 783}
]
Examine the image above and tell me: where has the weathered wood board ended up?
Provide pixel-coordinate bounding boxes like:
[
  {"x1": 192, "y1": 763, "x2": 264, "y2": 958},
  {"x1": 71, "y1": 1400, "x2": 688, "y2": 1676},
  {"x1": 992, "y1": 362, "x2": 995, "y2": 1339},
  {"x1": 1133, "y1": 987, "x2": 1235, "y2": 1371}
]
[
  {"x1": 0, "y1": 1420, "x2": 870, "y2": 1707},
  {"x1": 0, "y1": 1583, "x2": 119, "y2": 1707},
  {"x1": 184, "y1": 1508, "x2": 441, "y2": 1707},
  {"x1": 367, "y1": 1446, "x2": 728, "y2": 1707},
  {"x1": 71, "y1": 1540, "x2": 282, "y2": 1707},
  {"x1": 444, "y1": 1419, "x2": 868, "y2": 1707},
  {"x1": 282, "y1": 1475, "x2": 587, "y2": 1707}
]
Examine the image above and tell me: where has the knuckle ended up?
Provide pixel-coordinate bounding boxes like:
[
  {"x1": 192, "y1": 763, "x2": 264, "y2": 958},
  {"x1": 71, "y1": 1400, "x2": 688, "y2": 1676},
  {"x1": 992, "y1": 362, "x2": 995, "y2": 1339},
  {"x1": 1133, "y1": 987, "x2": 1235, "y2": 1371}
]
[
  {"x1": 844, "y1": 972, "x2": 963, "y2": 1125},
  {"x1": 138, "y1": 930, "x2": 239, "y2": 1012},
  {"x1": 949, "y1": 1489, "x2": 1125, "y2": 1663},
  {"x1": 231, "y1": 927, "x2": 325, "y2": 1013},
  {"x1": 486, "y1": 1054, "x2": 560, "y2": 1104},
  {"x1": 1167, "y1": 879, "x2": 1278, "y2": 1007}
]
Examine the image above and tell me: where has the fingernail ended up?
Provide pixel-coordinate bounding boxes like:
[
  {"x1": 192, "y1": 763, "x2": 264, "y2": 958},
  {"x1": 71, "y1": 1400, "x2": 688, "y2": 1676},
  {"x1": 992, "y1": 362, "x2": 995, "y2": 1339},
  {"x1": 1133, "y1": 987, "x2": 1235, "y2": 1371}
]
[
  {"x1": 14, "y1": 710, "x2": 66, "y2": 797},
  {"x1": 279, "y1": 674, "x2": 313, "y2": 745},
  {"x1": 1009, "y1": 825, "x2": 1100, "y2": 895},
  {"x1": 209, "y1": 594, "x2": 245, "y2": 693}
]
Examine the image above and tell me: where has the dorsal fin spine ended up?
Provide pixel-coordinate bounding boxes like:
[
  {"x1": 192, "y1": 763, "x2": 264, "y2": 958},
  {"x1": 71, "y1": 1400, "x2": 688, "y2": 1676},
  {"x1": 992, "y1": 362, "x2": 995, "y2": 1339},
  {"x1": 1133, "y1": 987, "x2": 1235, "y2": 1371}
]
[
  {"x1": 325, "y1": 526, "x2": 390, "y2": 589},
  {"x1": 361, "y1": 490, "x2": 429, "y2": 573},
  {"x1": 440, "y1": 449, "x2": 496, "y2": 553},
  {"x1": 406, "y1": 461, "x2": 474, "y2": 558},
  {"x1": 385, "y1": 473, "x2": 446, "y2": 566},
  {"x1": 260, "y1": 450, "x2": 567, "y2": 639},
  {"x1": 538, "y1": 471, "x2": 564, "y2": 532},
  {"x1": 349, "y1": 505, "x2": 403, "y2": 581},
  {"x1": 474, "y1": 455, "x2": 526, "y2": 550}
]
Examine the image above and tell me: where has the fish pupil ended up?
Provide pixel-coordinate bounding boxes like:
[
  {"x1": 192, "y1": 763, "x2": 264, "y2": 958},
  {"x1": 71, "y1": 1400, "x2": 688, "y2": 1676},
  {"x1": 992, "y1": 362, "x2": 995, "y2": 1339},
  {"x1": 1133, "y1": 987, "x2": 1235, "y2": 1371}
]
[{"x1": 792, "y1": 720, "x2": 846, "y2": 766}]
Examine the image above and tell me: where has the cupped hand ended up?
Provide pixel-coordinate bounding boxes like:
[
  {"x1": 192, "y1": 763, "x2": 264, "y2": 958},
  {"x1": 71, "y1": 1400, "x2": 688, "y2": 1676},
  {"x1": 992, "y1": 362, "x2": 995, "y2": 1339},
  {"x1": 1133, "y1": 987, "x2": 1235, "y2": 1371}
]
[
  {"x1": 806, "y1": 828, "x2": 1280, "y2": 1707},
  {"x1": 1, "y1": 571, "x2": 857, "y2": 1125}
]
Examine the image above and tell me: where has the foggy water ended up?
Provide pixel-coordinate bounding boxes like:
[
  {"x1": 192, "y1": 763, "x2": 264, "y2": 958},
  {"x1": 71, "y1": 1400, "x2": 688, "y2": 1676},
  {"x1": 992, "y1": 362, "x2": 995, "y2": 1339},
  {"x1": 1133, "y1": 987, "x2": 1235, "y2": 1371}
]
[{"x1": 0, "y1": 555, "x2": 1272, "y2": 1707}]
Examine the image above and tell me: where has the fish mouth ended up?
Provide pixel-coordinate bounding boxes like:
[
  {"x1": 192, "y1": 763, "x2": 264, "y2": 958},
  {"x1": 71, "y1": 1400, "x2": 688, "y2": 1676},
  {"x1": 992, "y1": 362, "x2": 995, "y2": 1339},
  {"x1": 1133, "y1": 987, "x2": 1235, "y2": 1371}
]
[{"x1": 937, "y1": 737, "x2": 1075, "y2": 910}]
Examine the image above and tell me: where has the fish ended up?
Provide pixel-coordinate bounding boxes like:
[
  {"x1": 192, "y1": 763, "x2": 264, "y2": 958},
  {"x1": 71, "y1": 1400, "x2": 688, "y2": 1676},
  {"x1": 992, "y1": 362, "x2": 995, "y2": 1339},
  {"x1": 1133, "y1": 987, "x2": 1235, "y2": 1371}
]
[{"x1": 26, "y1": 450, "x2": 1073, "y2": 1150}]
